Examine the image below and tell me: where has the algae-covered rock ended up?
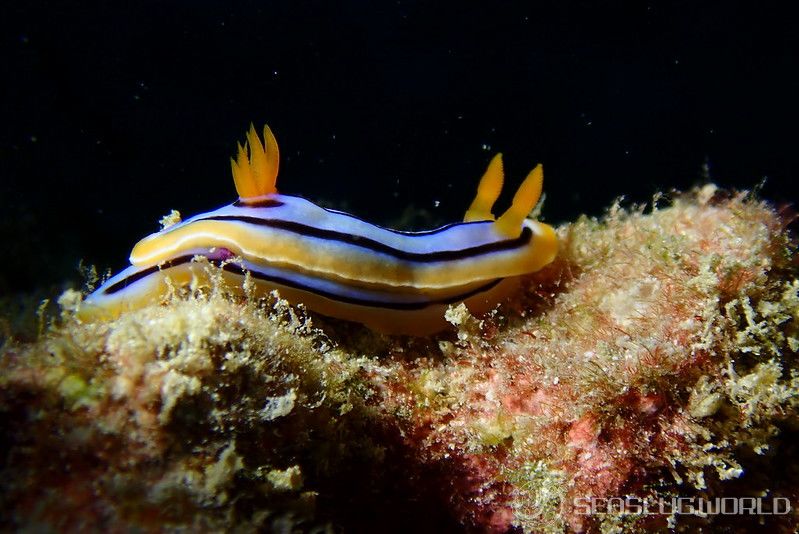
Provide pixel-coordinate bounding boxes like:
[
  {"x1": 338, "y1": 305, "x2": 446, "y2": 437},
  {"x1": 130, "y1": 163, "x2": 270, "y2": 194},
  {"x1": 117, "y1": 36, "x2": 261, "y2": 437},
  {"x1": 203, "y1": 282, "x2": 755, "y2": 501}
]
[{"x1": 1, "y1": 186, "x2": 797, "y2": 533}]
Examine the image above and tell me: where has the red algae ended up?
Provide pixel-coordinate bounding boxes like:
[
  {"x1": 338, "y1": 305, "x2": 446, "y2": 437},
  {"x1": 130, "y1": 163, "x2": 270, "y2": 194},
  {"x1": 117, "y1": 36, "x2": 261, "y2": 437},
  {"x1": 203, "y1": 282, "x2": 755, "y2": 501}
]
[{"x1": 1, "y1": 185, "x2": 798, "y2": 533}]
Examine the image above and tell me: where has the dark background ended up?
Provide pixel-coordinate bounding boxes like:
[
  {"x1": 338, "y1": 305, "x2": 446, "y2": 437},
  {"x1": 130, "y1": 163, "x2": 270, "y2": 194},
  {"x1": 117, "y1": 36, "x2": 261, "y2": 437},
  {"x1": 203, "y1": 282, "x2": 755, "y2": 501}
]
[{"x1": 1, "y1": 0, "x2": 797, "y2": 295}]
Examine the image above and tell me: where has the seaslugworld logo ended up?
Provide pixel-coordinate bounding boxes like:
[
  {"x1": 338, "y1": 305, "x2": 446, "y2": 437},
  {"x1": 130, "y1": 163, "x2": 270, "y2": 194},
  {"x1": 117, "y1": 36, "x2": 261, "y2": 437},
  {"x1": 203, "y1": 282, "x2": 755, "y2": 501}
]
[{"x1": 573, "y1": 496, "x2": 792, "y2": 516}]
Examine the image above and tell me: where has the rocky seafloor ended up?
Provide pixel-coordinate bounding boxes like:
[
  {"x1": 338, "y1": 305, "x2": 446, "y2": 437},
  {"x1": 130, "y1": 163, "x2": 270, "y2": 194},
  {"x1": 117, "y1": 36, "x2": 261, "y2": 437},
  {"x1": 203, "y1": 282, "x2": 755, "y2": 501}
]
[{"x1": 1, "y1": 185, "x2": 798, "y2": 533}]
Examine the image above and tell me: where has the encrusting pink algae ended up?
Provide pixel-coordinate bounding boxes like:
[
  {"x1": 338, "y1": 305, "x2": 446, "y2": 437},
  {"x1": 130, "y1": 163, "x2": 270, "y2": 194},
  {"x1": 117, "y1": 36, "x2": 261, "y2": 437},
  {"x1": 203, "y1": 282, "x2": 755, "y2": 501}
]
[{"x1": 1, "y1": 185, "x2": 798, "y2": 532}]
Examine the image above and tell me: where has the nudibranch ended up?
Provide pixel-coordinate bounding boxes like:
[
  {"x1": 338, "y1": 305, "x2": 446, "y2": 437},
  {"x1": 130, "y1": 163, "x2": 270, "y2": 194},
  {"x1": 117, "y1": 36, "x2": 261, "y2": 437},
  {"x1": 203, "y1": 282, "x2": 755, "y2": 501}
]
[{"x1": 80, "y1": 125, "x2": 558, "y2": 334}]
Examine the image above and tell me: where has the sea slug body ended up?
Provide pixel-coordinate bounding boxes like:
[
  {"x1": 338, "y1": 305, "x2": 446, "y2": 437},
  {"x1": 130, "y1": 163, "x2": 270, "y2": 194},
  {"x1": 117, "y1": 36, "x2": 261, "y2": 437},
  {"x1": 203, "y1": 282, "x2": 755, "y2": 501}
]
[{"x1": 80, "y1": 125, "x2": 558, "y2": 334}]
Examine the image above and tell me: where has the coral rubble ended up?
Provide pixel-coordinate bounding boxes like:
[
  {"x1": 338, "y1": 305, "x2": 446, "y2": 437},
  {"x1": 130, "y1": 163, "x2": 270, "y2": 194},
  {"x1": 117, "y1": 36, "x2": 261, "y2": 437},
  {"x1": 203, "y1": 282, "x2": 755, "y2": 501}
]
[{"x1": 1, "y1": 186, "x2": 798, "y2": 533}]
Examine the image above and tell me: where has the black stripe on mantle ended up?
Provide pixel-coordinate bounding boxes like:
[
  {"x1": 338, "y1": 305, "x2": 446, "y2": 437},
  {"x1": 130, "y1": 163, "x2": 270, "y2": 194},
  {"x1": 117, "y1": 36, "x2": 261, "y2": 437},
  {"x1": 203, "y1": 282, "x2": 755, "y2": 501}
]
[
  {"x1": 199, "y1": 215, "x2": 533, "y2": 263},
  {"x1": 103, "y1": 254, "x2": 503, "y2": 311}
]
